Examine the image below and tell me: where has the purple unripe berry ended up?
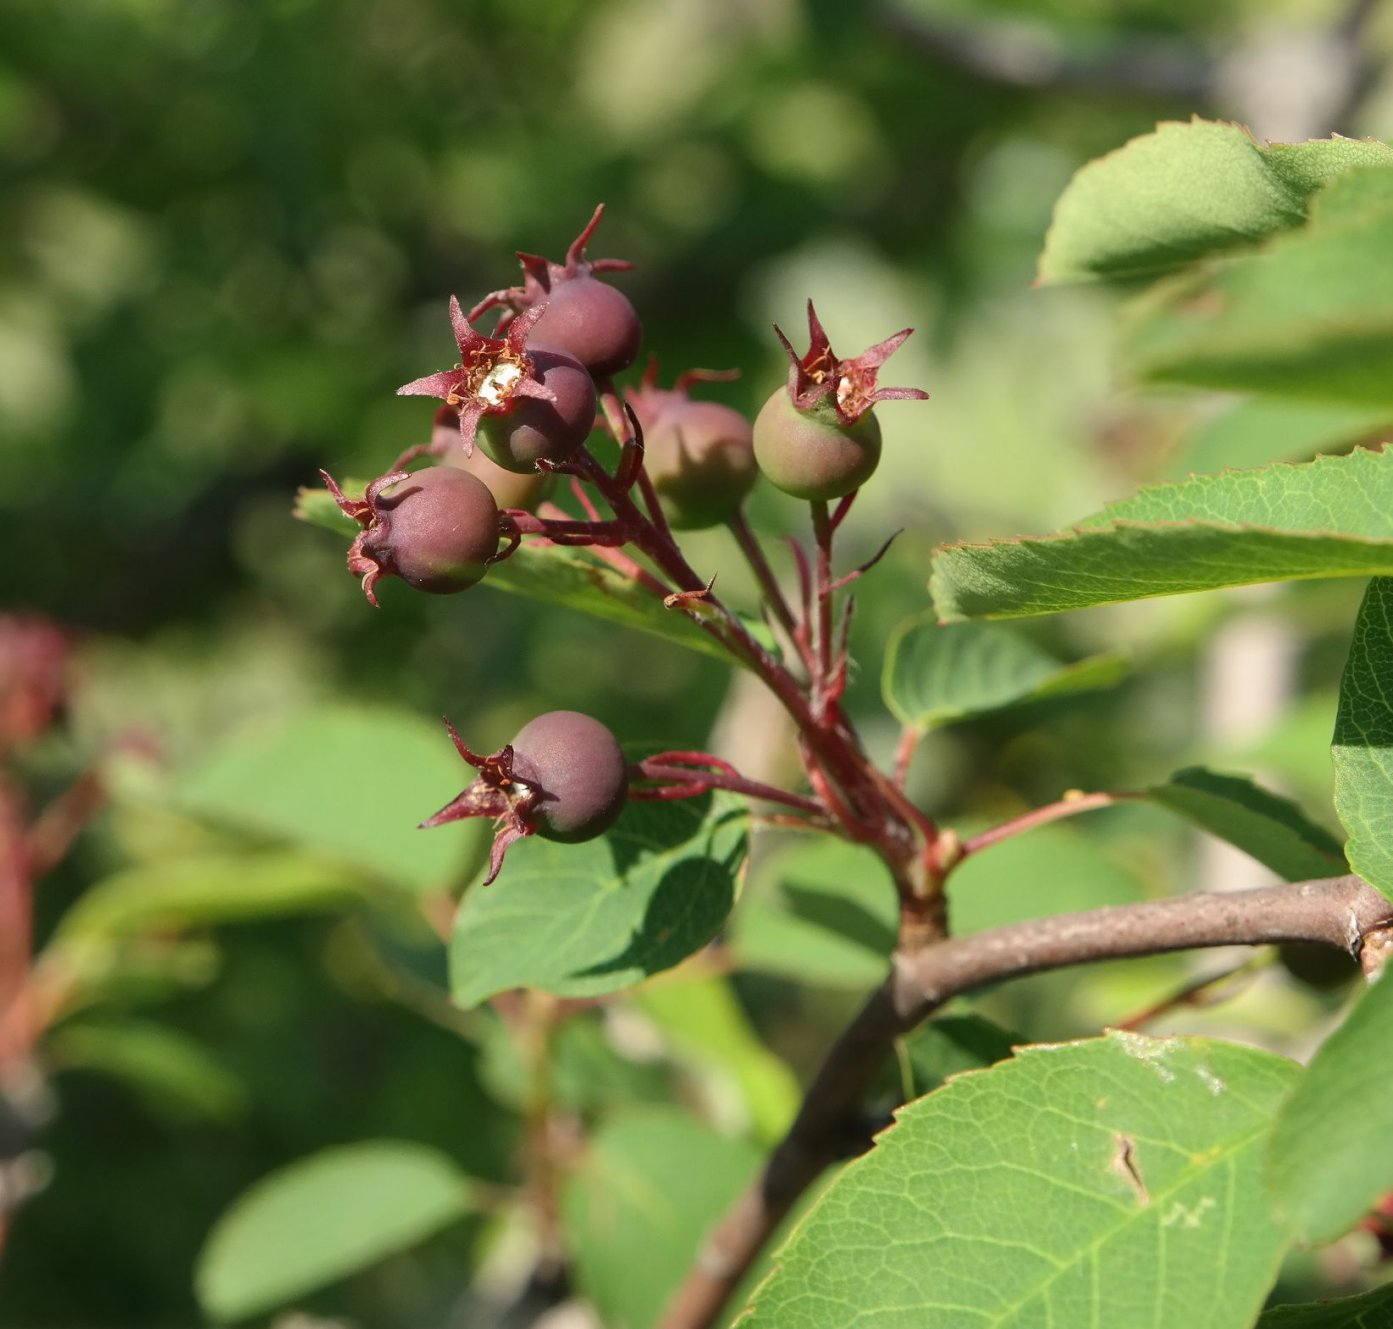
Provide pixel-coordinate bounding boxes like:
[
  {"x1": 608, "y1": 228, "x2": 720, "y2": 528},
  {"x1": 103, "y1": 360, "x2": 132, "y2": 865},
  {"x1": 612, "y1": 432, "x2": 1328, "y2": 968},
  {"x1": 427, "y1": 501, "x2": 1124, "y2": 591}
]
[
  {"x1": 508, "y1": 710, "x2": 628, "y2": 842},
  {"x1": 477, "y1": 346, "x2": 597, "y2": 474},
  {"x1": 531, "y1": 275, "x2": 643, "y2": 379},
  {"x1": 643, "y1": 399, "x2": 757, "y2": 529},
  {"x1": 433, "y1": 407, "x2": 553, "y2": 510},
  {"x1": 752, "y1": 390, "x2": 882, "y2": 502},
  {"x1": 359, "y1": 468, "x2": 500, "y2": 598}
]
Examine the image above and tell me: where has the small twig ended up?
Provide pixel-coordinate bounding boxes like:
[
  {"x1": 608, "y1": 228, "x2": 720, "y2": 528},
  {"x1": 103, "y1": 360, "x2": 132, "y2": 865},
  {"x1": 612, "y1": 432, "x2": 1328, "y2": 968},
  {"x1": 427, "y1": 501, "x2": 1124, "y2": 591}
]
[
  {"x1": 892, "y1": 727, "x2": 920, "y2": 790},
  {"x1": 828, "y1": 529, "x2": 902, "y2": 593},
  {"x1": 960, "y1": 789, "x2": 1143, "y2": 858},
  {"x1": 1113, "y1": 954, "x2": 1271, "y2": 1032},
  {"x1": 727, "y1": 508, "x2": 808, "y2": 670}
]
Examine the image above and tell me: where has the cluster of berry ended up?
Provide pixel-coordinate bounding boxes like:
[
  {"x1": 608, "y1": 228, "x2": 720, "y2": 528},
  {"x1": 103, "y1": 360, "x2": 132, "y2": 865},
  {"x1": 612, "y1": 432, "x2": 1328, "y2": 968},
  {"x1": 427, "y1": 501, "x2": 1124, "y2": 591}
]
[{"x1": 316, "y1": 207, "x2": 926, "y2": 879}]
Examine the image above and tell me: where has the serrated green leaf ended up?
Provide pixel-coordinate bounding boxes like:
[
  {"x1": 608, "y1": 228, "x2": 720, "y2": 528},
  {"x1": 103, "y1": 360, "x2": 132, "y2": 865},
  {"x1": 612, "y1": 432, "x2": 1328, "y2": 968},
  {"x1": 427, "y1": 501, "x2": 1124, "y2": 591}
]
[
  {"x1": 882, "y1": 614, "x2": 1126, "y2": 730},
  {"x1": 1038, "y1": 119, "x2": 1393, "y2": 284},
  {"x1": 178, "y1": 704, "x2": 481, "y2": 895},
  {"x1": 740, "y1": 1033, "x2": 1297, "y2": 1329},
  {"x1": 296, "y1": 479, "x2": 747, "y2": 663},
  {"x1": 56, "y1": 851, "x2": 362, "y2": 942},
  {"x1": 561, "y1": 1108, "x2": 760, "y2": 1329},
  {"x1": 450, "y1": 792, "x2": 748, "y2": 1005},
  {"x1": 1148, "y1": 767, "x2": 1346, "y2": 882},
  {"x1": 49, "y1": 1021, "x2": 246, "y2": 1123},
  {"x1": 1125, "y1": 173, "x2": 1393, "y2": 405},
  {"x1": 636, "y1": 977, "x2": 801, "y2": 1144},
  {"x1": 1268, "y1": 967, "x2": 1393, "y2": 1244},
  {"x1": 1166, "y1": 398, "x2": 1391, "y2": 482},
  {"x1": 1333, "y1": 578, "x2": 1393, "y2": 901},
  {"x1": 1257, "y1": 1284, "x2": 1393, "y2": 1327},
  {"x1": 195, "y1": 1141, "x2": 472, "y2": 1323},
  {"x1": 931, "y1": 450, "x2": 1393, "y2": 622},
  {"x1": 731, "y1": 837, "x2": 897, "y2": 988}
]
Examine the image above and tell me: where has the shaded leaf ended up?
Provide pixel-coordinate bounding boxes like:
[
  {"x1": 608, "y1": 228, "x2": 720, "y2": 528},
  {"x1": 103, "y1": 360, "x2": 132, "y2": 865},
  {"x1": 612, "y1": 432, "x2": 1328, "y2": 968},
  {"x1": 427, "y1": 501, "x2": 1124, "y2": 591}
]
[
  {"x1": 561, "y1": 1108, "x2": 760, "y2": 1329},
  {"x1": 1268, "y1": 967, "x2": 1393, "y2": 1243},
  {"x1": 1166, "y1": 397, "x2": 1391, "y2": 481},
  {"x1": 1125, "y1": 171, "x2": 1393, "y2": 405},
  {"x1": 195, "y1": 1141, "x2": 472, "y2": 1322},
  {"x1": 1039, "y1": 119, "x2": 1393, "y2": 284},
  {"x1": 883, "y1": 614, "x2": 1126, "y2": 730},
  {"x1": 179, "y1": 704, "x2": 482, "y2": 895},
  {"x1": 1257, "y1": 1284, "x2": 1393, "y2": 1327},
  {"x1": 48, "y1": 1021, "x2": 245, "y2": 1123},
  {"x1": 732, "y1": 838, "x2": 897, "y2": 989},
  {"x1": 1332, "y1": 578, "x2": 1393, "y2": 901},
  {"x1": 1148, "y1": 767, "x2": 1346, "y2": 882},
  {"x1": 741, "y1": 1033, "x2": 1296, "y2": 1329},
  {"x1": 931, "y1": 449, "x2": 1393, "y2": 622},
  {"x1": 900, "y1": 1013, "x2": 1019, "y2": 1099},
  {"x1": 450, "y1": 792, "x2": 748, "y2": 1005}
]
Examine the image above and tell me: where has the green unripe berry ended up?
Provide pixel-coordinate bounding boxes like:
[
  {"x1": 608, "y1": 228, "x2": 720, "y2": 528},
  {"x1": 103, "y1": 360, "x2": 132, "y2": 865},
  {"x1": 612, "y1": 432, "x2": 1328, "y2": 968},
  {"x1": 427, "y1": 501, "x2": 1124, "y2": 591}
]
[
  {"x1": 752, "y1": 390, "x2": 882, "y2": 501},
  {"x1": 644, "y1": 399, "x2": 757, "y2": 529}
]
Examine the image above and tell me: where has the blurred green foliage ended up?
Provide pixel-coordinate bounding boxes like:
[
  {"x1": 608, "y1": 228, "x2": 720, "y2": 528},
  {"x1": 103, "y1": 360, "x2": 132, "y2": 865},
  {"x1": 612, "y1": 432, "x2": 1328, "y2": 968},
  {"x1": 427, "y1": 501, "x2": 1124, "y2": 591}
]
[{"x1": 6, "y1": 0, "x2": 1393, "y2": 1323}]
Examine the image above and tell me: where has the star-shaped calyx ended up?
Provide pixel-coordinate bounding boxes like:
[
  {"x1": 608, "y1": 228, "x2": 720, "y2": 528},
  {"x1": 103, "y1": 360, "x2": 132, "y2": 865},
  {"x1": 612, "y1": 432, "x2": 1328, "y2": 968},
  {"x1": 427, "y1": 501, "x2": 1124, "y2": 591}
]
[
  {"x1": 397, "y1": 297, "x2": 557, "y2": 456},
  {"x1": 467, "y1": 205, "x2": 641, "y2": 377},
  {"x1": 468, "y1": 203, "x2": 633, "y2": 326},
  {"x1": 774, "y1": 300, "x2": 928, "y2": 427},
  {"x1": 419, "y1": 718, "x2": 543, "y2": 885}
]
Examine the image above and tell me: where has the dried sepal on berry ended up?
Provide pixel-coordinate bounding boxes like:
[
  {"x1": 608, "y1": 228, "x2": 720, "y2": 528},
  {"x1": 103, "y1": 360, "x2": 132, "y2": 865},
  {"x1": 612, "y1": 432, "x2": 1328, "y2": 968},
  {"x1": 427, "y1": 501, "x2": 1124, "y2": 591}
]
[
  {"x1": 419, "y1": 720, "x2": 537, "y2": 885},
  {"x1": 397, "y1": 298, "x2": 557, "y2": 456},
  {"x1": 773, "y1": 300, "x2": 928, "y2": 428},
  {"x1": 469, "y1": 204, "x2": 641, "y2": 378},
  {"x1": 754, "y1": 301, "x2": 929, "y2": 501},
  {"x1": 321, "y1": 467, "x2": 500, "y2": 606},
  {"x1": 420, "y1": 711, "x2": 629, "y2": 884}
]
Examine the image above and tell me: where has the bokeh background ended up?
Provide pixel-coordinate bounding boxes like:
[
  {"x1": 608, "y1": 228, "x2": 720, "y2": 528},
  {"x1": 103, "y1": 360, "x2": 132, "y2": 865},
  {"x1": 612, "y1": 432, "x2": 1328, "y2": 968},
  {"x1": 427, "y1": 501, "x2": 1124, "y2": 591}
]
[{"x1": 5, "y1": 0, "x2": 1393, "y2": 1323}]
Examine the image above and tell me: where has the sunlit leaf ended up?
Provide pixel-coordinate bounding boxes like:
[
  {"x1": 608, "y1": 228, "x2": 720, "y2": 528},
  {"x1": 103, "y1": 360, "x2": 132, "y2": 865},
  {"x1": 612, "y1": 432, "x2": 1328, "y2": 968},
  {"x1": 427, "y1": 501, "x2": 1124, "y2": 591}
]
[
  {"x1": 883, "y1": 614, "x2": 1125, "y2": 730},
  {"x1": 741, "y1": 1034, "x2": 1296, "y2": 1329},
  {"x1": 1268, "y1": 967, "x2": 1393, "y2": 1243},
  {"x1": 931, "y1": 450, "x2": 1393, "y2": 621},
  {"x1": 1039, "y1": 119, "x2": 1393, "y2": 283},
  {"x1": 1332, "y1": 577, "x2": 1393, "y2": 901},
  {"x1": 451, "y1": 792, "x2": 748, "y2": 1005}
]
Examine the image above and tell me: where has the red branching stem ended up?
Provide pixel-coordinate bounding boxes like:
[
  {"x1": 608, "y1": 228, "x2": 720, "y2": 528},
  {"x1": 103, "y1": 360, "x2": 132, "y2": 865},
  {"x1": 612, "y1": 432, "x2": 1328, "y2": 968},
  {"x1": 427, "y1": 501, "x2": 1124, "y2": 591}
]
[
  {"x1": 810, "y1": 500, "x2": 835, "y2": 709},
  {"x1": 727, "y1": 508, "x2": 809, "y2": 671},
  {"x1": 568, "y1": 477, "x2": 603, "y2": 522},
  {"x1": 500, "y1": 511, "x2": 629, "y2": 546},
  {"x1": 828, "y1": 529, "x2": 902, "y2": 593},
  {"x1": 0, "y1": 776, "x2": 33, "y2": 1071},
  {"x1": 633, "y1": 756, "x2": 827, "y2": 818},
  {"x1": 961, "y1": 790, "x2": 1144, "y2": 858},
  {"x1": 892, "y1": 726, "x2": 920, "y2": 790},
  {"x1": 830, "y1": 490, "x2": 858, "y2": 531}
]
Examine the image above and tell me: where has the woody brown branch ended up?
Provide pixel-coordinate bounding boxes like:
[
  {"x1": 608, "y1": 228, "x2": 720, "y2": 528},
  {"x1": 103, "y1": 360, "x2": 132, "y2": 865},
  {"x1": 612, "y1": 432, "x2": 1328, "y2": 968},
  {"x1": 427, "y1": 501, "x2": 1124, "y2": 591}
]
[{"x1": 657, "y1": 873, "x2": 1393, "y2": 1329}]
